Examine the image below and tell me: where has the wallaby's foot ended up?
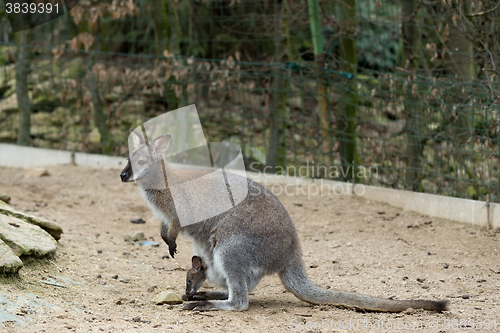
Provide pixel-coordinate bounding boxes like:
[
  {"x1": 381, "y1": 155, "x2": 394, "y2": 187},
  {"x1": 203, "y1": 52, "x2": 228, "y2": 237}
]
[
  {"x1": 182, "y1": 291, "x2": 228, "y2": 301},
  {"x1": 182, "y1": 301, "x2": 214, "y2": 311},
  {"x1": 182, "y1": 300, "x2": 248, "y2": 311},
  {"x1": 183, "y1": 282, "x2": 249, "y2": 311}
]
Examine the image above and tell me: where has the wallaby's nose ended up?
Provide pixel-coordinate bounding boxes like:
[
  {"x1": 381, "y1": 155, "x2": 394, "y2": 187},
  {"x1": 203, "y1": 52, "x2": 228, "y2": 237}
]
[{"x1": 120, "y1": 172, "x2": 129, "y2": 182}]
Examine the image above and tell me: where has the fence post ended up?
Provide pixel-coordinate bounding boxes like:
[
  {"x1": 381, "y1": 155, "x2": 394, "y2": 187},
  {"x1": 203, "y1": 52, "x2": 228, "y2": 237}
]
[
  {"x1": 308, "y1": 0, "x2": 331, "y2": 173},
  {"x1": 16, "y1": 30, "x2": 31, "y2": 146},
  {"x1": 338, "y1": 0, "x2": 359, "y2": 182}
]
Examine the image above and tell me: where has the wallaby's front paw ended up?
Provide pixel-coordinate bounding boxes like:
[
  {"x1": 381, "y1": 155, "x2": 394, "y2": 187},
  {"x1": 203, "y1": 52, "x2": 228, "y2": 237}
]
[
  {"x1": 182, "y1": 292, "x2": 206, "y2": 301},
  {"x1": 167, "y1": 241, "x2": 177, "y2": 258}
]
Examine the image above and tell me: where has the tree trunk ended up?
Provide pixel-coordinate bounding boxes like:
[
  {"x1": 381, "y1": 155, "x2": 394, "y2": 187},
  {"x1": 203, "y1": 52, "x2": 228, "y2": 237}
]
[
  {"x1": 167, "y1": 0, "x2": 182, "y2": 55},
  {"x1": 308, "y1": 0, "x2": 331, "y2": 173},
  {"x1": 449, "y1": 2, "x2": 475, "y2": 195},
  {"x1": 402, "y1": 0, "x2": 423, "y2": 191},
  {"x1": 338, "y1": 0, "x2": 358, "y2": 182},
  {"x1": 16, "y1": 30, "x2": 31, "y2": 146},
  {"x1": 150, "y1": 0, "x2": 170, "y2": 56},
  {"x1": 266, "y1": 0, "x2": 287, "y2": 174},
  {"x1": 266, "y1": 67, "x2": 287, "y2": 173},
  {"x1": 88, "y1": 24, "x2": 112, "y2": 154}
]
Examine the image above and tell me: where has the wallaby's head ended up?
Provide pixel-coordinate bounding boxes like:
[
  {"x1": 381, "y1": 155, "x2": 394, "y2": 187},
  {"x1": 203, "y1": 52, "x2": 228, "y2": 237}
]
[
  {"x1": 120, "y1": 128, "x2": 171, "y2": 183},
  {"x1": 185, "y1": 256, "x2": 206, "y2": 297}
]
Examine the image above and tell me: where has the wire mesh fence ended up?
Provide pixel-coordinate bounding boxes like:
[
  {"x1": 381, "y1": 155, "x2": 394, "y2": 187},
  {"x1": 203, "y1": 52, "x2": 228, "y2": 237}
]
[{"x1": 0, "y1": 0, "x2": 499, "y2": 201}]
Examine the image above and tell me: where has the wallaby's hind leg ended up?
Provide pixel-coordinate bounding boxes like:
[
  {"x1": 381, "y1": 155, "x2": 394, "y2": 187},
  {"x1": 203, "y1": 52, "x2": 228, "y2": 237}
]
[{"x1": 182, "y1": 291, "x2": 228, "y2": 301}]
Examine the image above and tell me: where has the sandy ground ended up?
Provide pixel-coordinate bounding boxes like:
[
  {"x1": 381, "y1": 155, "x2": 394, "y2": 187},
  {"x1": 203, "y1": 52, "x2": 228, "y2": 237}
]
[{"x1": 0, "y1": 164, "x2": 499, "y2": 333}]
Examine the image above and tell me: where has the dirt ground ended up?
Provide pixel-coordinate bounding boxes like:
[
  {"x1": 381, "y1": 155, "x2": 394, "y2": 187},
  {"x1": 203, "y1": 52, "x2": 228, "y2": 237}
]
[{"x1": 1, "y1": 164, "x2": 499, "y2": 333}]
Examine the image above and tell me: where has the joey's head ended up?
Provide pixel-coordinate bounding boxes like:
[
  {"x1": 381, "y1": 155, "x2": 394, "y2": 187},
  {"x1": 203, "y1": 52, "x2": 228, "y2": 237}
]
[
  {"x1": 185, "y1": 256, "x2": 206, "y2": 297},
  {"x1": 120, "y1": 128, "x2": 172, "y2": 184}
]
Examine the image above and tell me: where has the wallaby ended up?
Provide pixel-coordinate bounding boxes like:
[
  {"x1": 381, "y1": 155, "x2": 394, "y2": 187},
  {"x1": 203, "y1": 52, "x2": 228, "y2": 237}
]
[
  {"x1": 181, "y1": 256, "x2": 230, "y2": 302},
  {"x1": 120, "y1": 129, "x2": 449, "y2": 312},
  {"x1": 183, "y1": 256, "x2": 207, "y2": 300}
]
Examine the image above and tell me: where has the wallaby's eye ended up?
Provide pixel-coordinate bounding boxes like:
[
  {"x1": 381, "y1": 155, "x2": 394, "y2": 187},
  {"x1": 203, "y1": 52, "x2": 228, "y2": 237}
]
[
  {"x1": 138, "y1": 160, "x2": 146, "y2": 165},
  {"x1": 188, "y1": 279, "x2": 193, "y2": 284}
]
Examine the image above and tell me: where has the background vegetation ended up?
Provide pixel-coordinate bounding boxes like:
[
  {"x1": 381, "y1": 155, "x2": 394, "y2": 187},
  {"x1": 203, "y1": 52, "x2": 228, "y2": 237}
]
[{"x1": 0, "y1": 0, "x2": 499, "y2": 201}]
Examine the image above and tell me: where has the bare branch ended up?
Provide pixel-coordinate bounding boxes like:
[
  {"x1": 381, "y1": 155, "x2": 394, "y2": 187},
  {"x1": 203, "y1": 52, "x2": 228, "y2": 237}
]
[
  {"x1": 466, "y1": 2, "x2": 500, "y2": 17},
  {"x1": 479, "y1": 40, "x2": 497, "y2": 73}
]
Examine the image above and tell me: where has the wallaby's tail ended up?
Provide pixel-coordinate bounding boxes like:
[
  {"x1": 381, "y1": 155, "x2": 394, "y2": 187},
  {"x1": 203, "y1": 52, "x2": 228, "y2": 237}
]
[{"x1": 279, "y1": 257, "x2": 449, "y2": 312}]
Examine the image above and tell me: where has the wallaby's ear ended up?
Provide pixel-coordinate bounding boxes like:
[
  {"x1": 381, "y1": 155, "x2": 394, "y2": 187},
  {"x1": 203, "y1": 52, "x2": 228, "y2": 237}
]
[
  {"x1": 152, "y1": 134, "x2": 172, "y2": 155},
  {"x1": 130, "y1": 128, "x2": 145, "y2": 146},
  {"x1": 192, "y1": 255, "x2": 203, "y2": 272}
]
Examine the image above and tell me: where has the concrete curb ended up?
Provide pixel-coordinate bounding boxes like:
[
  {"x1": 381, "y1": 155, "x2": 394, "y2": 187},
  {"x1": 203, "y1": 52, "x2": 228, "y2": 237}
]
[
  {"x1": 0, "y1": 143, "x2": 126, "y2": 169},
  {"x1": 1, "y1": 143, "x2": 498, "y2": 229}
]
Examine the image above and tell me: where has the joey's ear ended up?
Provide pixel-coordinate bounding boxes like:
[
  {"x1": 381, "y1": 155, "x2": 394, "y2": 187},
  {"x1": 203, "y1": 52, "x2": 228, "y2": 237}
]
[
  {"x1": 152, "y1": 134, "x2": 172, "y2": 154},
  {"x1": 192, "y1": 256, "x2": 202, "y2": 272},
  {"x1": 130, "y1": 128, "x2": 145, "y2": 146}
]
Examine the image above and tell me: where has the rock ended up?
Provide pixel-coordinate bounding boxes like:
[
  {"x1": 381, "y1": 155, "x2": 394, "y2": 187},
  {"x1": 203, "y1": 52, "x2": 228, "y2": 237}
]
[
  {"x1": 0, "y1": 214, "x2": 57, "y2": 257},
  {"x1": 462, "y1": 294, "x2": 470, "y2": 299},
  {"x1": 31, "y1": 112, "x2": 54, "y2": 127},
  {"x1": 0, "y1": 238, "x2": 23, "y2": 274},
  {"x1": 31, "y1": 78, "x2": 79, "y2": 112},
  {"x1": 152, "y1": 292, "x2": 183, "y2": 305},
  {"x1": 117, "y1": 99, "x2": 145, "y2": 115},
  {"x1": 0, "y1": 200, "x2": 63, "y2": 240},
  {"x1": 105, "y1": 86, "x2": 125, "y2": 103},
  {"x1": 404, "y1": 308, "x2": 415, "y2": 315},
  {"x1": 0, "y1": 130, "x2": 15, "y2": 143},
  {"x1": 52, "y1": 106, "x2": 76, "y2": 126},
  {"x1": 124, "y1": 231, "x2": 145, "y2": 242},
  {"x1": 0, "y1": 193, "x2": 11, "y2": 204},
  {"x1": 0, "y1": 93, "x2": 18, "y2": 113},
  {"x1": 0, "y1": 64, "x2": 16, "y2": 85},
  {"x1": 61, "y1": 57, "x2": 85, "y2": 79},
  {"x1": 31, "y1": 113, "x2": 63, "y2": 142},
  {"x1": 120, "y1": 113, "x2": 144, "y2": 126},
  {"x1": 24, "y1": 168, "x2": 50, "y2": 179},
  {"x1": 88, "y1": 127, "x2": 101, "y2": 143},
  {"x1": 140, "y1": 241, "x2": 159, "y2": 247}
]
